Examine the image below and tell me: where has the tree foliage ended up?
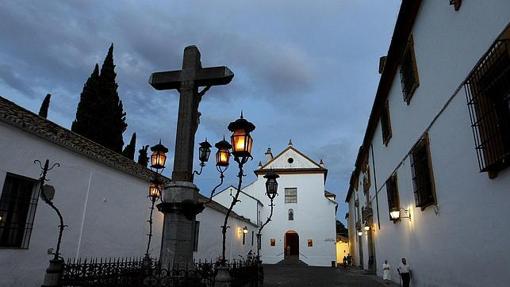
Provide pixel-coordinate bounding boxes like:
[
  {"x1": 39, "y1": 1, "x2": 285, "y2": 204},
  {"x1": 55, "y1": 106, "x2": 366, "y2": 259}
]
[
  {"x1": 39, "y1": 93, "x2": 51, "y2": 118},
  {"x1": 71, "y1": 44, "x2": 127, "y2": 152},
  {"x1": 122, "y1": 133, "x2": 136, "y2": 160}
]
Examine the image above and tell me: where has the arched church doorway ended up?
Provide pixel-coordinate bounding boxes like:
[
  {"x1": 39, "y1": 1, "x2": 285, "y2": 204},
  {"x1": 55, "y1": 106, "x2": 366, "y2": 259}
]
[{"x1": 284, "y1": 231, "x2": 299, "y2": 260}]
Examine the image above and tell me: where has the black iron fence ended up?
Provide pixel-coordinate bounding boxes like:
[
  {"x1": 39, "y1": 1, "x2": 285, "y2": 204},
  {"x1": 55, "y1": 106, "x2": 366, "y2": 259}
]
[{"x1": 60, "y1": 256, "x2": 258, "y2": 287}]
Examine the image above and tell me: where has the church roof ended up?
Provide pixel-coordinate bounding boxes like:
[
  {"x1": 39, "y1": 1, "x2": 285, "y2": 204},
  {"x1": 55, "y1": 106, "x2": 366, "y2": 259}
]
[
  {"x1": 0, "y1": 96, "x2": 156, "y2": 181},
  {"x1": 254, "y1": 145, "x2": 327, "y2": 177}
]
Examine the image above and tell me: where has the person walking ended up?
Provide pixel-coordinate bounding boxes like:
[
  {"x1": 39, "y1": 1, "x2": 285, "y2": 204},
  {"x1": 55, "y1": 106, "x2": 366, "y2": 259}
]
[
  {"x1": 397, "y1": 258, "x2": 411, "y2": 287},
  {"x1": 383, "y1": 260, "x2": 391, "y2": 283}
]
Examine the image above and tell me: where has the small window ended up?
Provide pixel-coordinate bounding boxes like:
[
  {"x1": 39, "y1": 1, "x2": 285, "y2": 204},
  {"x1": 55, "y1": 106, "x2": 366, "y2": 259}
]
[
  {"x1": 381, "y1": 101, "x2": 392, "y2": 145},
  {"x1": 400, "y1": 35, "x2": 420, "y2": 104},
  {"x1": 411, "y1": 135, "x2": 436, "y2": 209},
  {"x1": 465, "y1": 39, "x2": 510, "y2": 178},
  {"x1": 287, "y1": 158, "x2": 294, "y2": 164},
  {"x1": 288, "y1": 209, "x2": 294, "y2": 221},
  {"x1": 307, "y1": 239, "x2": 313, "y2": 247},
  {"x1": 386, "y1": 174, "x2": 400, "y2": 220},
  {"x1": 193, "y1": 221, "x2": 200, "y2": 251},
  {"x1": 270, "y1": 239, "x2": 275, "y2": 246},
  {"x1": 251, "y1": 231, "x2": 254, "y2": 246},
  {"x1": 0, "y1": 173, "x2": 39, "y2": 248},
  {"x1": 284, "y1": 188, "x2": 297, "y2": 203}
]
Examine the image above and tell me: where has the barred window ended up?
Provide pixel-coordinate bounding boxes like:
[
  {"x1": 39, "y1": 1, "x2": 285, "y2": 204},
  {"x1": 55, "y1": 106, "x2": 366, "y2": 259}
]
[
  {"x1": 386, "y1": 174, "x2": 400, "y2": 219},
  {"x1": 410, "y1": 135, "x2": 436, "y2": 209},
  {"x1": 270, "y1": 239, "x2": 275, "y2": 246},
  {"x1": 288, "y1": 209, "x2": 294, "y2": 221},
  {"x1": 362, "y1": 167, "x2": 371, "y2": 194},
  {"x1": 465, "y1": 39, "x2": 510, "y2": 178},
  {"x1": 400, "y1": 35, "x2": 420, "y2": 104},
  {"x1": 284, "y1": 188, "x2": 297, "y2": 203},
  {"x1": 381, "y1": 101, "x2": 392, "y2": 145},
  {"x1": 0, "y1": 173, "x2": 39, "y2": 248}
]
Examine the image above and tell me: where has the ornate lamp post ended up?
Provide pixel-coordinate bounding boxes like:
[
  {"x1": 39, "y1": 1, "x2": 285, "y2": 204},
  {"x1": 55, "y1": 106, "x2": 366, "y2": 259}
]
[
  {"x1": 206, "y1": 138, "x2": 231, "y2": 201},
  {"x1": 256, "y1": 171, "x2": 279, "y2": 259},
  {"x1": 220, "y1": 114, "x2": 256, "y2": 265},
  {"x1": 145, "y1": 141, "x2": 168, "y2": 261}
]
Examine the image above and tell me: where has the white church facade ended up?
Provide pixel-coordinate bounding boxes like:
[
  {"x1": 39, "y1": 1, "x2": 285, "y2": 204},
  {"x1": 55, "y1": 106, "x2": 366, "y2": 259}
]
[{"x1": 214, "y1": 144, "x2": 338, "y2": 267}]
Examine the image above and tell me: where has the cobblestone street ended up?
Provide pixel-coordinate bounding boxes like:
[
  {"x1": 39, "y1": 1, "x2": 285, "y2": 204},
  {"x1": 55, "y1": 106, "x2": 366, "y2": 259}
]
[{"x1": 264, "y1": 265, "x2": 398, "y2": 287}]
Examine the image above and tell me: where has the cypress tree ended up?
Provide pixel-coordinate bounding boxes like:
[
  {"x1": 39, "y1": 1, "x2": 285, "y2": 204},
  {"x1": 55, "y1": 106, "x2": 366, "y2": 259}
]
[
  {"x1": 122, "y1": 133, "x2": 136, "y2": 160},
  {"x1": 99, "y1": 44, "x2": 127, "y2": 152},
  {"x1": 72, "y1": 64, "x2": 101, "y2": 142},
  {"x1": 39, "y1": 93, "x2": 51, "y2": 118},
  {"x1": 71, "y1": 44, "x2": 127, "y2": 153}
]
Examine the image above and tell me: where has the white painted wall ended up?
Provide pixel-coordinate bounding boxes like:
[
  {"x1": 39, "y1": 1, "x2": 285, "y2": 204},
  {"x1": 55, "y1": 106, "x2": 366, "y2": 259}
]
[
  {"x1": 348, "y1": 1, "x2": 510, "y2": 286},
  {"x1": 252, "y1": 171, "x2": 337, "y2": 267},
  {"x1": 194, "y1": 207, "x2": 257, "y2": 262},
  {"x1": 213, "y1": 186, "x2": 260, "y2": 225},
  {"x1": 0, "y1": 122, "x2": 162, "y2": 287}
]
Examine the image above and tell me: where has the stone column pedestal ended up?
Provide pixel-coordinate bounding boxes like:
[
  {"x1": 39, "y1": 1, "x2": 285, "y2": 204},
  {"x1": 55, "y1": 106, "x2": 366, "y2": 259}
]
[
  {"x1": 157, "y1": 181, "x2": 204, "y2": 269},
  {"x1": 41, "y1": 259, "x2": 64, "y2": 287}
]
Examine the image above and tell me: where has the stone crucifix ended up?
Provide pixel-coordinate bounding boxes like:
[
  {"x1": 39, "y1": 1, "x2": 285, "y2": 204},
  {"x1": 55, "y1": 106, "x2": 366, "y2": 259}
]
[
  {"x1": 149, "y1": 45, "x2": 233, "y2": 268},
  {"x1": 150, "y1": 45, "x2": 233, "y2": 182}
]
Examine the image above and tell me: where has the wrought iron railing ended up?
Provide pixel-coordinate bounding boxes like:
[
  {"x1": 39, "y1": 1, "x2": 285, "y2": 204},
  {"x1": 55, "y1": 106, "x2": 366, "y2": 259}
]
[{"x1": 60, "y1": 256, "x2": 258, "y2": 287}]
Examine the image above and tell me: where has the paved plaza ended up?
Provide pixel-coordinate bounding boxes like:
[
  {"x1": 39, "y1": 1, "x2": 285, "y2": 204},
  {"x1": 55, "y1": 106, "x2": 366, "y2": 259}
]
[{"x1": 264, "y1": 264, "x2": 399, "y2": 287}]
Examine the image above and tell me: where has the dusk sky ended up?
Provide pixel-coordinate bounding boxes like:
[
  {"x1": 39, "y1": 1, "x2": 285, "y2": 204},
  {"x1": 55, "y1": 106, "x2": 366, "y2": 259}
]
[{"x1": 0, "y1": 0, "x2": 401, "y2": 223}]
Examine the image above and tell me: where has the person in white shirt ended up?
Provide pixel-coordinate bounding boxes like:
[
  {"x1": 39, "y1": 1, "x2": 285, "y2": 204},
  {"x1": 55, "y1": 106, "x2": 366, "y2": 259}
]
[
  {"x1": 383, "y1": 260, "x2": 391, "y2": 283},
  {"x1": 397, "y1": 258, "x2": 411, "y2": 287}
]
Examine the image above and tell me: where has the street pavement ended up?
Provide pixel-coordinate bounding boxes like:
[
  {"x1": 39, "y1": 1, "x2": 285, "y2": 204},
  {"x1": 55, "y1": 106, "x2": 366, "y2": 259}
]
[{"x1": 263, "y1": 264, "x2": 400, "y2": 287}]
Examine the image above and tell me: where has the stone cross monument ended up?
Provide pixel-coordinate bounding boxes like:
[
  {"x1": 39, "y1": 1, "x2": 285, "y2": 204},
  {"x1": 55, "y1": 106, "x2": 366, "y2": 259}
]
[{"x1": 149, "y1": 45, "x2": 234, "y2": 268}]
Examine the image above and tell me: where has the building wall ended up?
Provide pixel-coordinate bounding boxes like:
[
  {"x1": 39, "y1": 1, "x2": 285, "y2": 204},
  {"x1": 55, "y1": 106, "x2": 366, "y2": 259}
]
[
  {"x1": 0, "y1": 122, "x2": 162, "y2": 287},
  {"x1": 251, "y1": 172, "x2": 337, "y2": 267},
  {"x1": 349, "y1": 1, "x2": 510, "y2": 286},
  {"x1": 335, "y1": 240, "x2": 349, "y2": 264},
  {"x1": 213, "y1": 186, "x2": 260, "y2": 225},
  {"x1": 194, "y1": 207, "x2": 257, "y2": 262}
]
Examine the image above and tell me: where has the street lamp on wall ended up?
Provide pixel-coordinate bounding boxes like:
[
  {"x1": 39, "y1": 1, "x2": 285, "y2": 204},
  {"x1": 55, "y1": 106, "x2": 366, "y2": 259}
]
[
  {"x1": 389, "y1": 207, "x2": 411, "y2": 221},
  {"x1": 264, "y1": 171, "x2": 279, "y2": 200}
]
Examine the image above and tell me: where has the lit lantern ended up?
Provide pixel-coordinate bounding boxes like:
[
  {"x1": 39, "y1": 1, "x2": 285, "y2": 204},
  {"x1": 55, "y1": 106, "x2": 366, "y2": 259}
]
[
  {"x1": 364, "y1": 225, "x2": 370, "y2": 231},
  {"x1": 150, "y1": 140, "x2": 168, "y2": 171},
  {"x1": 148, "y1": 181, "x2": 161, "y2": 200},
  {"x1": 264, "y1": 171, "x2": 279, "y2": 200},
  {"x1": 357, "y1": 230, "x2": 363, "y2": 237},
  {"x1": 148, "y1": 176, "x2": 164, "y2": 200},
  {"x1": 243, "y1": 226, "x2": 248, "y2": 234},
  {"x1": 389, "y1": 207, "x2": 400, "y2": 221},
  {"x1": 198, "y1": 139, "x2": 212, "y2": 164},
  {"x1": 227, "y1": 113, "x2": 255, "y2": 162},
  {"x1": 215, "y1": 138, "x2": 232, "y2": 170}
]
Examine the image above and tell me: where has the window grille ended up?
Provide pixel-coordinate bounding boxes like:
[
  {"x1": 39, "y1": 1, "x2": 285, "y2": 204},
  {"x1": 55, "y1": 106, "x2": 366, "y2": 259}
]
[
  {"x1": 307, "y1": 239, "x2": 313, "y2": 247},
  {"x1": 385, "y1": 174, "x2": 400, "y2": 218},
  {"x1": 400, "y1": 35, "x2": 420, "y2": 104},
  {"x1": 284, "y1": 188, "x2": 297, "y2": 203},
  {"x1": 465, "y1": 39, "x2": 510, "y2": 177},
  {"x1": 0, "y1": 173, "x2": 39, "y2": 248},
  {"x1": 410, "y1": 135, "x2": 436, "y2": 209},
  {"x1": 363, "y1": 168, "x2": 371, "y2": 194},
  {"x1": 381, "y1": 101, "x2": 393, "y2": 145},
  {"x1": 288, "y1": 209, "x2": 294, "y2": 221}
]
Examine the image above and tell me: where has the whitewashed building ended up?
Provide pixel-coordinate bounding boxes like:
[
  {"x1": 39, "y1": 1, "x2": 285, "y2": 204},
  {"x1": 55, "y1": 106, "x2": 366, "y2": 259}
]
[
  {"x1": 345, "y1": 1, "x2": 510, "y2": 286},
  {"x1": 0, "y1": 96, "x2": 255, "y2": 287},
  {"x1": 215, "y1": 144, "x2": 338, "y2": 267}
]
